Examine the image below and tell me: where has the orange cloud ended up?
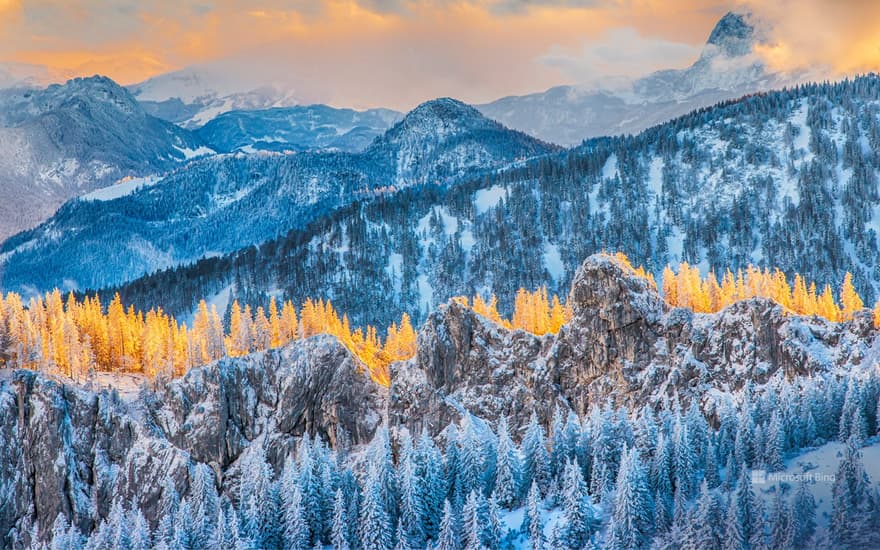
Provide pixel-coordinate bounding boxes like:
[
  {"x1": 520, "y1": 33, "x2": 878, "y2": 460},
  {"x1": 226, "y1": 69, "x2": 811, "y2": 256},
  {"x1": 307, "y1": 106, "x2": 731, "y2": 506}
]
[{"x1": 742, "y1": 0, "x2": 880, "y2": 78}]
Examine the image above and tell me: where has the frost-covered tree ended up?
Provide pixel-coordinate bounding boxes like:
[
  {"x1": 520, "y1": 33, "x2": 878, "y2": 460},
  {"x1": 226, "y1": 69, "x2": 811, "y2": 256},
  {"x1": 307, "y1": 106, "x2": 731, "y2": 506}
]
[
  {"x1": 764, "y1": 412, "x2": 785, "y2": 472},
  {"x1": 521, "y1": 412, "x2": 550, "y2": 497},
  {"x1": 523, "y1": 481, "x2": 545, "y2": 550},
  {"x1": 556, "y1": 459, "x2": 597, "y2": 549},
  {"x1": 436, "y1": 500, "x2": 460, "y2": 550},
  {"x1": 331, "y1": 489, "x2": 352, "y2": 550},
  {"x1": 360, "y1": 470, "x2": 395, "y2": 550},
  {"x1": 607, "y1": 447, "x2": 655, "y2": 550},
  {"x1": 285, "y1": 484, "x2": 310, "y2": 550},
  {"x1": 399, "y1": 437, "x2": 427, "y2": 550},
  {"x1": 791, "y1": 479, "x2": 816, "y2": 547},
  {"x1": 831, "y1": 436, "x2": 877, "y2": 548},
  {"x1": 686, "y1": 482, "x2": 724, "y2": 550},
  {"x1": 768, "y1": 491, "x2": 793, "y2": 550},
  {"x1": 494, "y1": 416, "x2": 520, "y2": 508}
]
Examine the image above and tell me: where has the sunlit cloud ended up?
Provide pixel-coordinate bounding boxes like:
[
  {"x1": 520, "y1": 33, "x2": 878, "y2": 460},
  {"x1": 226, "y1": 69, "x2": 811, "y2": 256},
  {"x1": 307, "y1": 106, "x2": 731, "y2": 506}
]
[{"x1": 2, "y1": 0, "x2": 875, "y2": 110}]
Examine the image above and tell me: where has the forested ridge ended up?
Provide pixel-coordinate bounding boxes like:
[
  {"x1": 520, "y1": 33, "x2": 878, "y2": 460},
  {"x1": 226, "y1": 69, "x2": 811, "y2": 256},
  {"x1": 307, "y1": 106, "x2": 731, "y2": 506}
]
[{"x1": 95, "y1": 76, "x2": 880, "y2": 331}]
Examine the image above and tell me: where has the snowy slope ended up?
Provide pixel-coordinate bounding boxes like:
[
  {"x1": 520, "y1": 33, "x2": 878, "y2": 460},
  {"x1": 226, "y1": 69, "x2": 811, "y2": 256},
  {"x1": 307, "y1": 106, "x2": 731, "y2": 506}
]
[{"x1": 0, "y1": 76, "x2": 210, "y2": 239}]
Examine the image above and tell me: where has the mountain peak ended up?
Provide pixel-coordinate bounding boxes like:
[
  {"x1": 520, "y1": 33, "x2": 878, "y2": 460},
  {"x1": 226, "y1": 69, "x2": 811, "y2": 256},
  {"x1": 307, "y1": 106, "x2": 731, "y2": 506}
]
[
  {"x1": 369, "y1": 97, "x2": 500, "y2": 152},
  {"x1": 704, "y1": 11, "x2": 756, "y2": 57}
]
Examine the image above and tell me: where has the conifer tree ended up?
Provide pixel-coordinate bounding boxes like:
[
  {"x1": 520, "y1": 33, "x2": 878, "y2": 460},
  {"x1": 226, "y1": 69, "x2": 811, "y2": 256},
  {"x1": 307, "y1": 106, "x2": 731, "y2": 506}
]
[
  {"x1": 523, "y1": 481, "x2": 545, "y2": 550},
  {"x1": 285, "y1": 485, "x2": 309, "y2": 550},
  {"x1": 493, "y1": 416, "x2": 520, "y2": 508},
  {"x1": 521, "y1": 412, "x2": 550, "y2": 497},
  {"x1": 332, "y1": 489, "x2": 352, "y2": 550},
  {"x1": 791, "y1": 479, "x2": 816, "y2": 547},
  {"x1": 768, "y1": 491, "x2": 793, "y2": 550},
  {"x1": 831, "y1": 436, "x2": 875, "y2": 548},
  {"x1": 686, "y1": 482, "x2": 724, "y2": 550},
  {"x1": 360, "y1": 471, "x2": 395, "y2": 550},
  {"x1": 557, "y1": 459, "x2": 597, "y2": 549},
  {"x1": 607, "y1": 447, "x2": 655, "y2": 550},
  {"x1": 436, "y1": 500, "x2": 460, "y2": 550}
]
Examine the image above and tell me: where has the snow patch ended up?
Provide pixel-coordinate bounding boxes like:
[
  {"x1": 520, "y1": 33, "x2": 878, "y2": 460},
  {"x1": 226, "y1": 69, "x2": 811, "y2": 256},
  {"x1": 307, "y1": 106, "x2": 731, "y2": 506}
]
[
  {"x1": 80, "y1": 175, "x2": 162, "y2": 202},
  {"x1": 543, "y1": 241, "x2": 564, "y2": 281},
  {"x1": 474, "y1": 185, "x2": 506, "y2": 214}
]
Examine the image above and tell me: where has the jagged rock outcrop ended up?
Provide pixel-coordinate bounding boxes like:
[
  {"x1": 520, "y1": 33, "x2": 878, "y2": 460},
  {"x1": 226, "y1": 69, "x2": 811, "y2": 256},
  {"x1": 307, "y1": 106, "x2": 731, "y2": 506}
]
[
  {"x1": 389, "y1": 255, "x2": 880, "y2": 434},
  {"x1": 3, "y1": 254, "x2": 879, "y2": 546},
  {"x1": 0, "y1": 336, "x2": 382, "y2": 547}
]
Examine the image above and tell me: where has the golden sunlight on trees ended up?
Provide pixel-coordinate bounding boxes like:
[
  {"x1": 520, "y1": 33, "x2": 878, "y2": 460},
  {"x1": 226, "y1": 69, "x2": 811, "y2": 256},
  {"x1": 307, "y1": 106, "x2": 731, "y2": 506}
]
[{"x1": 0, "y1": 253, "x2": 876, "y2": 389}]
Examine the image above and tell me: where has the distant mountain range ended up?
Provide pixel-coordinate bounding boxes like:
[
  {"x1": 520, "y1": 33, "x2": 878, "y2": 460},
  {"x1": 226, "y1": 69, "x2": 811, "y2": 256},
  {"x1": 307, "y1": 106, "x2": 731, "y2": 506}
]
[{"x1": 0, "y1": 98, "x2": 555, "y2": 294}]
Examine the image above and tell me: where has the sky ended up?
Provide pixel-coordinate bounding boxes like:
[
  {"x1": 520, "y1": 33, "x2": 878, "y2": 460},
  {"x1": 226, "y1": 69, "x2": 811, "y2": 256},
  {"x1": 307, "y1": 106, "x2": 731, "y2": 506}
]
[{"x1": 0, "y1": 0, "x2": 874, "y2": 110}]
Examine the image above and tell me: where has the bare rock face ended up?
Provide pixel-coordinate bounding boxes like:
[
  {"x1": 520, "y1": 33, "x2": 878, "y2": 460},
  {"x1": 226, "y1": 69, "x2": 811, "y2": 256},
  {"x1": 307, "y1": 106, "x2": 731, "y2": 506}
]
[
  {"x1": 0, "y1": 335, "x2": 382, "y2": 547},
  {"x1": 389, "y1": 254, "x2": 879, "y2": 435}
]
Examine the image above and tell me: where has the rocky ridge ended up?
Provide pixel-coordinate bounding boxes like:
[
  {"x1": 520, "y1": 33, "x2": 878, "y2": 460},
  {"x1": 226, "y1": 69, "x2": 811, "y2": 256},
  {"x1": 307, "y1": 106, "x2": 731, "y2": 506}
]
[{"x1": 0, "y1": 254, "x2": 877, "y2": 544}]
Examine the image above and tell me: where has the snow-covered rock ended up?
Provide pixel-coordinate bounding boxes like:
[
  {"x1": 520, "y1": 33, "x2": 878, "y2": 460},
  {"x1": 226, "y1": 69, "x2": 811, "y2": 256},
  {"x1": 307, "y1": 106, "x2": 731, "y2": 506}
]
[{"x1": 0, "y1": 335, "x2": 382, "y2": 544}]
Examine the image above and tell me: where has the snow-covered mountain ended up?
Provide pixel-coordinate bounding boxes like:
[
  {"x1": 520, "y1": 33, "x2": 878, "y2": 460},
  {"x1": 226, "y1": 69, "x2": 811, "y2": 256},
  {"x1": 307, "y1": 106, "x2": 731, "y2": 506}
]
[
  {"x1": 129, "y1": 67, "x2": 302, "y2": 129},
  {"x1": 95, "y1": 75, "x2": 880, "y2": 331},
  {"x1": 478, "y1": 12, "x2": 791, "y2": 145},
  {"x1": 3, "y1": 253, "x2": 879, "y2": 547},
  {"x1": 196, "y1": 104, "x2": 403, "y2": 153},
  {"x1": 0, "y1": 76, "x2": 210, "y2": 240},
  {"x1": 0, "y1": 98, "x2": 555, "y2": 293}
]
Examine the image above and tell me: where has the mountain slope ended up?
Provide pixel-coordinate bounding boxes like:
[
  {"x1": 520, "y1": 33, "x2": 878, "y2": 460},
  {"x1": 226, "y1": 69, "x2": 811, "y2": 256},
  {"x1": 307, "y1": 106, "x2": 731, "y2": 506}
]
[
  {"x1": 196, "y1": 105, "x2": 403, "y2": 153},
  {"x1": 0, "y1": 98, "x2": 555, "y2": 293},
  {"x1": 478, "y1": 12, "x2": 789, "y2": 145},
  {"x1": 0, "y1": 76, "x2": 209, "y2": 239},
  {"x1": 99, "y1": 76, "x2": 880, "y2": 330}
]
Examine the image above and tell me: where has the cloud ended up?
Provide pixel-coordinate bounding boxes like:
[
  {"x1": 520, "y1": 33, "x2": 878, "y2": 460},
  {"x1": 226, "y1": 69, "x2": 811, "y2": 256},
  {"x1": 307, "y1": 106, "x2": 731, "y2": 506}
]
[
  {"x1": 740, "y1": 0, "x2": 880, "y2": 78},
  {"x1": 540, "y1": 27, "x2": 702, "y2": 85},
  {"x1": 9, "y1": 0, "x2": 872, "y2": 113}
]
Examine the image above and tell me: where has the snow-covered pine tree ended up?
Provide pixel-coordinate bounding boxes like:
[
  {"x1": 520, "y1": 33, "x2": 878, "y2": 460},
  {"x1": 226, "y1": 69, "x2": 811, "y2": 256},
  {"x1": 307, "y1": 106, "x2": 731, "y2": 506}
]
[
  {"x1": 493, "y1": 416, "x2": 520, "y2": 508},
  {"x1": 360, "y1": 470, "x2": 395, "y2": 550},
  {"x1": 190, "y1": 463, "x2": 219, "y2": 545},
  {"x1": 768, "y1": 491, "x2": 793, "y2": 550},
  {"x1": 399, "y1": 437, "x2": 427, "y2": 550},
  {"x1": 764, "y1": 411, "x2": 785, "y2": 472},
  {"x1": 462, "y1": 491, "x2": 485, "y2": 550},
  {"x1": 634, "y1": 405, "x2": 658, "y2": 463},
  {"x1": 521, "y1": 411, "x2": 550, "y2": 497},
  {"x1": 831, "y1": 435, "x2": 876, "y2": 548},
  {"x1": 673, "y1": 423, "x2": 697, "y2": 499},
  {"x1": 607, "y1": 446, "x2": 655, "y2": 550},
  {"x1": 457, "y1": 420, "x2": 485, "y2": 501},
  {"x1": 556, "y1": 459, "x2": 597, "y2": 550},
  {"x1": 523, "y1": 481, "x2": 545, "y2": 550},
  {"x1": 50, "y1": 514, "x2": 69, "y2": 550},
  {"x1": 723, "y1": 468, "x2": 760, "y2": 550},
  {"x1": 436, "y1": 500, "x2": 460, "y2": 550},
  {"x1": 416, "y1": 429, "x2": 446, "y2": 539},
  {"x1": 791, "y1": 479, "x2": 816, "y2": 547},
  {"x1": 685, "y1": 481, "x2": 724, "y2": 550},
  {"x1": 704, "y1": 439, "x2": 721, "y2": 489},
  {"x1": 285, "y1": 484, "x2": 310, "y2": 550},
  {"x1": 332, "y1": 489, "x2": 352, "y2": 550}
]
